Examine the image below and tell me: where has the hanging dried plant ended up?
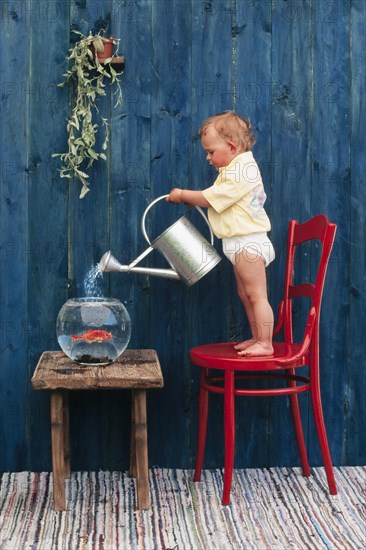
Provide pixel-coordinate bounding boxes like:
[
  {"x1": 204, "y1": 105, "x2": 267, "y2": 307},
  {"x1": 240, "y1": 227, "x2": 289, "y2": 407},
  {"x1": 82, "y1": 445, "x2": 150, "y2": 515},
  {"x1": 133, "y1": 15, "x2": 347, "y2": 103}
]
[{"x1": 52, "y1": 31, "x2": 123, "y2": 198}]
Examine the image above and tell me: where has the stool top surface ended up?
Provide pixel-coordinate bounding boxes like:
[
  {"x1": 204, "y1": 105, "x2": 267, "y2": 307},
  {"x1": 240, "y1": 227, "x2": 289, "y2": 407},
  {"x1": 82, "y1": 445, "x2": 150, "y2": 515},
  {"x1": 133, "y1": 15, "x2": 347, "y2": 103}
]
[{"x1": 31, "y1": 350, "x2": 164, "y2": 390}]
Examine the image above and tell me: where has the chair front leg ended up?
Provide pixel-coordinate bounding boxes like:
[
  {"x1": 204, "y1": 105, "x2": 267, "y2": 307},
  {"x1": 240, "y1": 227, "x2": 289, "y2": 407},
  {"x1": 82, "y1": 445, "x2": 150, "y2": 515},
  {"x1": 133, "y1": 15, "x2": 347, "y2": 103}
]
[
  {"x1": 222, "y1": 369, "x2": 235, "y2": 505},
  {"x1": 194, "y1": 368, "x2": 209, "y2": 482}
]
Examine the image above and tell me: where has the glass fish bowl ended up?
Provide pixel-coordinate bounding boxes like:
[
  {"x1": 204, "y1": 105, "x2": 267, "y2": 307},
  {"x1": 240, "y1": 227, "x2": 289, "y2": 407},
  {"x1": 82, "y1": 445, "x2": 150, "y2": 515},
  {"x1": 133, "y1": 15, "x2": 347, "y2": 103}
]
[{"x1": 56, "y1": 297, "x2": 131, "y2": 366}]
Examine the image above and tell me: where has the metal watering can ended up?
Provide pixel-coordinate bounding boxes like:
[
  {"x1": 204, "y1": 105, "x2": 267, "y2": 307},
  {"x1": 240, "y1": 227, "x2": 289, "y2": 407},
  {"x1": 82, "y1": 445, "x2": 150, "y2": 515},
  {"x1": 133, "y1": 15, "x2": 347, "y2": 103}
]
[{"x1": 99, "y1": 195, "x2": 221, "y2": 286}]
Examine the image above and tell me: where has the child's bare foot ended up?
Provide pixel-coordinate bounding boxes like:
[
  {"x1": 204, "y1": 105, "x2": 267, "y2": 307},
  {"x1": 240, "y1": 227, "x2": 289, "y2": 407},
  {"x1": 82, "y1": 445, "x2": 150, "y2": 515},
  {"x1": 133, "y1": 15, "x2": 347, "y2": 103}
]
[
  {"x1": 234, "y1": 339, "x2": 256, "y2": 351},
  {"x1": 237, "y1": 342, "x2": 274, "y2": 357}
]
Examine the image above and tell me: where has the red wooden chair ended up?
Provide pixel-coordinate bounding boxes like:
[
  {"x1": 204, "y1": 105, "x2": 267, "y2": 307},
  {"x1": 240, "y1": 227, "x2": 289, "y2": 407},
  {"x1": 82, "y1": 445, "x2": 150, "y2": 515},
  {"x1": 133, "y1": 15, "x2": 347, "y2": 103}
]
[{"x1": 190, "y1": 214, "x2": 337, "y2": 505}]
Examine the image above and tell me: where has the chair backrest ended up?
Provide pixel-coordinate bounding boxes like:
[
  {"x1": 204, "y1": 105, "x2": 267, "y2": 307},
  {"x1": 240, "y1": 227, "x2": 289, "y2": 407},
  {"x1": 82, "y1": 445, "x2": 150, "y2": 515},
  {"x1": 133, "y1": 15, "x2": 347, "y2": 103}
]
[{"x1": 281, "y1": 215, "x2": 337, "y2": 344}]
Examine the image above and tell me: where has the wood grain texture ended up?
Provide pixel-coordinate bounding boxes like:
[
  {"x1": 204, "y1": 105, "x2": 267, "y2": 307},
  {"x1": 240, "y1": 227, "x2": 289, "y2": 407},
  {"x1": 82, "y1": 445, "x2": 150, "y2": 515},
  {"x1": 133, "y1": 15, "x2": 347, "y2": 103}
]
[
  {"x1": 50, "y1": 391, "x2": 66, "y2": 510},
  {"x1": 26, "y1": 0, "x2": 70, "y2": 473},
  {"x1": 32, "y1": 350, "x2": 164, "y2": 390},
  {"x1": 233, "y1": 0, "x2": 273, "y2": 469},
  {"x1": 0, "y1": 0, "x2": 30, "y2": 471},
  {"x1": 132, "y1": 389, "x2": 150, "y2": 509},
  {"x1": 265, "y1": 0, "x2": 313, "y2": 468},
  {"x1": 148, "y1": 0, "x2": 193, "y2": 468},
  {"x1": 109, "y1": 0, "x2": 152, "y2": 351},
  {"x1": 0, "y1": 0, "x2": 365, "y2": 472},
  {"x1": 188, "y1": 0, "x2": 234, "y2": 469},
  {"x1": 309, "y1": 0, "x2": 351, "y2": 466},
  {"x1": 348, "y1": 0, "x2": 366, "y2": 465}
]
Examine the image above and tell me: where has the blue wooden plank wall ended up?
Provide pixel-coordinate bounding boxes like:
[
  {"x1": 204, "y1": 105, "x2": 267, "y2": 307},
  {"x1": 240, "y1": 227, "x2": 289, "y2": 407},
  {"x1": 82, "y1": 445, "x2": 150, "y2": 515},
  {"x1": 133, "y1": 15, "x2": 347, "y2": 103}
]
[{"x1": 0, "y1": 0, "x2": 365, "y2": 472}]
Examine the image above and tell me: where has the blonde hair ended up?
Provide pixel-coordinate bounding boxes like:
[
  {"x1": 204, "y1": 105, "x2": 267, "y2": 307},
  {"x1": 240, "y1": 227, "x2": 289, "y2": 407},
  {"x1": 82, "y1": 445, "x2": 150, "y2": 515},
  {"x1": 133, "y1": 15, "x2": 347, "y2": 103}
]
[{"x1": 199, "y1": 111, "x2": 256, "y2": 151}]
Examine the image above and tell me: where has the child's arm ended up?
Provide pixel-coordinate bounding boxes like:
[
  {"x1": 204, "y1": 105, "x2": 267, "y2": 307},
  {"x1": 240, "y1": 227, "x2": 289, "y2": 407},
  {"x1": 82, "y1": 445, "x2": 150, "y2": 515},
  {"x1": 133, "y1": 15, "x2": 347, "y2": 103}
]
[{"x1": 166, "y1": 188, "x2": 210, "y2": 208}]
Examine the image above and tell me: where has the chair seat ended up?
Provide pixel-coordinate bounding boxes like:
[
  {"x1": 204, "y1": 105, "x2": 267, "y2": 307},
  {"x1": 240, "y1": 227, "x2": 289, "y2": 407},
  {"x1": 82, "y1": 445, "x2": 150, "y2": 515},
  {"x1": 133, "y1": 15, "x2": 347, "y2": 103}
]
[{"x1": 190, "y1": 342, "x2": 307, "y2": 371}]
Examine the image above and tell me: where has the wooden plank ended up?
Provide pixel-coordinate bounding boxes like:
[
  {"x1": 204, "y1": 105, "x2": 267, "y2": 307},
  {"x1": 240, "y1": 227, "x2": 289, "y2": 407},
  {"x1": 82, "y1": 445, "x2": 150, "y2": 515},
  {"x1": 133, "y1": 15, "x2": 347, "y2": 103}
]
[
  {"x1": 348, "y1": 0, "x2": 366, "y2": 465},
  {"x1": 235, "y1": 0, "x2": 274, "y2": 322},
  {"x1": 103, "y1": 0, "x2": 153, "y2": 472},
  {"x1": 26, "y1": 0, "x2": 70, "y2": 471},
  {"x1": 68, "y1": 0, "x2": 114, "y2": 297},
  {"x1": 190, "y1": 0, "x2": 234, "y2": 351},
  {"x1": 66, "y1": 0, "x2": 121, "y2": 468},
  {"x1": 147, "y1": 0, "x2": 194, "y2": 468},
  {"x1": 233, "y1": 0, "x2": 273, "y2": 468},
  {"x1": 309, "y1": 0, "x2": 351, "y2": 466},
  {"x1": 188, "y1": 0, "x2": 235, "y2": 468},
  {"x1": 31, "y1": 349, "x2": 164, "y2": 390},
  {"x1": 108, "y1": 0, "x2": 152, "y2": 351},
  {"x1": 0, "y1": 0, "x2": 30, "y2": 470},
  {"x1": 269, "y1": 0, "x2": 313, "y2": 468}
]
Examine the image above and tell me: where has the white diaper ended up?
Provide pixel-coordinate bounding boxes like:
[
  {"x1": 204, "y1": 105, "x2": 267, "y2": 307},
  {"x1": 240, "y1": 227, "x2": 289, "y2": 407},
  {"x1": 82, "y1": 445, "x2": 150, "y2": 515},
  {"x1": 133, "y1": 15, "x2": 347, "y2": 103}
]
[{"x1": 222, "y1": 233, "x2": 275, "y2": 267}]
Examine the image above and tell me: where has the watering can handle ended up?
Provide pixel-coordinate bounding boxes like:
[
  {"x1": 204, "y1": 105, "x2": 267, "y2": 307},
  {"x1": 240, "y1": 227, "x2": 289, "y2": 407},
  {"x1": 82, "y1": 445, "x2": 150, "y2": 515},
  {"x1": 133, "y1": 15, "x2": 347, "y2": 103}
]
[{"x1": 141, "y1": 194, "x2": 215, "y2": 246}]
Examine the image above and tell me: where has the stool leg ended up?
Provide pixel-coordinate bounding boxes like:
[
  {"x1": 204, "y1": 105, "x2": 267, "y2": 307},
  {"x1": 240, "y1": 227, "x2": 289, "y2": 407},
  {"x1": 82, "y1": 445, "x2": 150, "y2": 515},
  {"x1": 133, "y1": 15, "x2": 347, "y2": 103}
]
[
  {"x1": 132, "y1": 389, "x2": 150, "y2": 509},
  {"x1": 50, "y1": 391, "x2": 66, "y2": 511},
  {"x1": 63, "y1": 391, "x2": 71, "y2": 479},
  {"x1": 130, "y1": 394, "x2": 137, "y2": 478}
]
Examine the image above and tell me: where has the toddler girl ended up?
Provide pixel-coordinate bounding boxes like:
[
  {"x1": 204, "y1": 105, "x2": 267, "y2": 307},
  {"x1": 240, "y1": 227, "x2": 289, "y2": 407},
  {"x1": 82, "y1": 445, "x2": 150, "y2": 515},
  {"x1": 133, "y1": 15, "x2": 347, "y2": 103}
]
[{"x1": 167, "y1": 111, "x2": 275, "y2": 356}]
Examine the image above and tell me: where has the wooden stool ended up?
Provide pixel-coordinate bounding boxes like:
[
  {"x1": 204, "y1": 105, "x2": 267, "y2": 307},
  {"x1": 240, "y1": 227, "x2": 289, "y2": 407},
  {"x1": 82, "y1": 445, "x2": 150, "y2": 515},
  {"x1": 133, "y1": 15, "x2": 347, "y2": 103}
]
[{"x1": 31, "y1": 349, "x2": 163, "y2": 511}]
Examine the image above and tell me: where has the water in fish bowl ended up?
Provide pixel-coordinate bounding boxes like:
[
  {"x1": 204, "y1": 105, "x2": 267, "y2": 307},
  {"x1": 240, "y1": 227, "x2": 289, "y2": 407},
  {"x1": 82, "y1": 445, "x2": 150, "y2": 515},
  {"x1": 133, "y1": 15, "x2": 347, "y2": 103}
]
[{"x1": 56, "y1": 296, "x2": 131, "y2": 366}]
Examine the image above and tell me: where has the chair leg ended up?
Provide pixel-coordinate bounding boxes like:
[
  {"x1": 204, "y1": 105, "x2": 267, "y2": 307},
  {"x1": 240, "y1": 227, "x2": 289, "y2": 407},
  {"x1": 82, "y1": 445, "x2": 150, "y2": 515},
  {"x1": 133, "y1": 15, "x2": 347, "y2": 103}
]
[
  {"x1": 194, "y1": 369, "x2": 209, "y2": 482},
  {"x1": 288, "y1": 390, "x2": 310, "y2": 476},
  {"x1": 310, "y1": 376, "x2": 337, "y2": 495},
  {"x1": 222, "y1": 370, "x2": 235, "y2": 506}
]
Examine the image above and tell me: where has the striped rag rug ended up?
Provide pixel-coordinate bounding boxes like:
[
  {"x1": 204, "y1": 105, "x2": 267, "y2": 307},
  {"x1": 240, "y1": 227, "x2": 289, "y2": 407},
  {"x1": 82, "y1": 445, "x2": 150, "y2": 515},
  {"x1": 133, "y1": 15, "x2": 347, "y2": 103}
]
[{"x1": 0, "y1": 467, "x2": 365, "y2": 549}]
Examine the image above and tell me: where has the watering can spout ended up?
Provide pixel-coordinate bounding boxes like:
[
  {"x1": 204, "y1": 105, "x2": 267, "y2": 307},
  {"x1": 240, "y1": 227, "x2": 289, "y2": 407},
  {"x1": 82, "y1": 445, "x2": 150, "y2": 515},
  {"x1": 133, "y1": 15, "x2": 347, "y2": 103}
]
[
  {"x1": 98, "y1": 250, "x2": 128, "y2": 273},
  {"x1": 99, "y1": 251, "x2": 128, "y2": 273},
  {"x1": 98, "y1": 250, "x2": 180, "y2": 281}
]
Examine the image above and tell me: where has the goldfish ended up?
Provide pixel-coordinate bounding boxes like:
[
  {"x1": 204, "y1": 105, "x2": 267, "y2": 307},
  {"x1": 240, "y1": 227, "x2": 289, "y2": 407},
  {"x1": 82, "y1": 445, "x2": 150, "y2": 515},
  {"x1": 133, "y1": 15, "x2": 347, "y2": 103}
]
[{"x1": 71, "y1": 329, "x2": 113, "y2": 343}]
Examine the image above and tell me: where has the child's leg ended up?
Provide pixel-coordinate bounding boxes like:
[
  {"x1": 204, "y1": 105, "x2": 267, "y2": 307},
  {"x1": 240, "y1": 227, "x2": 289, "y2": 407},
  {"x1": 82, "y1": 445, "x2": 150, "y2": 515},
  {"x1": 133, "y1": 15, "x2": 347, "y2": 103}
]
[
  {"x1": 233, "y1": 270, "x2": 258, "y2": 351},
  {"x1": 233, "y1": 251, "x2": 274, "y2": 356}
]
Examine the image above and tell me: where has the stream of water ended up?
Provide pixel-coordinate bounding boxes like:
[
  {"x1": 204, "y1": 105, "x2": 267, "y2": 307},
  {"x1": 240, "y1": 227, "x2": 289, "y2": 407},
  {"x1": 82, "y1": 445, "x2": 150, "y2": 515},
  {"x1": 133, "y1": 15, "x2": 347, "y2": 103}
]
[{"x1": 83, "y1": 263, "x2": 104, "y2": 297}]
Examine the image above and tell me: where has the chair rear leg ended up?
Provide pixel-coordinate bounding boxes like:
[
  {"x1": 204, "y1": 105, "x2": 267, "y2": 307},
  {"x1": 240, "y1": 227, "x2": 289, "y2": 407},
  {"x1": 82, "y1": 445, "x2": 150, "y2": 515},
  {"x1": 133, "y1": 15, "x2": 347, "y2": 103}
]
[
  {"x1": 194, "y1": 369, "x2": 209, "y2": 482},
  {"x1": 311, "y1": 380, "x2": 337, "y2": 494},
  {"x1": 222, "y1": 370, "x2": 235, "y2": 505}
]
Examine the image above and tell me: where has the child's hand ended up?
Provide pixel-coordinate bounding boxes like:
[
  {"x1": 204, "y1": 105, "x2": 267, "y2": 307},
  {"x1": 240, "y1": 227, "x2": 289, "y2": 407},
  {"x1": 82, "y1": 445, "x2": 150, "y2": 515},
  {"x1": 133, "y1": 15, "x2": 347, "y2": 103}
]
[{"x1": 166, "y1": 188, "x2": 183, "y2": 204}]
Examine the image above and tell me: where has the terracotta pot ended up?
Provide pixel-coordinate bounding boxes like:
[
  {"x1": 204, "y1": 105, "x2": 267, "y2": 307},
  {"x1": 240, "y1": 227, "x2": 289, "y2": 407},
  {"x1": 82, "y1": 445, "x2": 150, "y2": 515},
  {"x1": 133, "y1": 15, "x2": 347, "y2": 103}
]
[{"x1": 93, "y1": 38, "x2": 116, "y2": 60}]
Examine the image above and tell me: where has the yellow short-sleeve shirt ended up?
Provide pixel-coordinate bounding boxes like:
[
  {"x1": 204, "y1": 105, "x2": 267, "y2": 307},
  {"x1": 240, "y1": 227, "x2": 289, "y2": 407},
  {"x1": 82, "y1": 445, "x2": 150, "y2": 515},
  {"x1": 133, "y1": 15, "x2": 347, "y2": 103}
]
[{"x1": 202, "y1": 151, "x2": 271, "y2": 239}]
